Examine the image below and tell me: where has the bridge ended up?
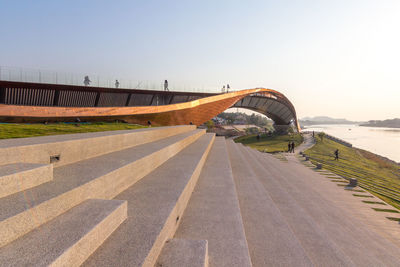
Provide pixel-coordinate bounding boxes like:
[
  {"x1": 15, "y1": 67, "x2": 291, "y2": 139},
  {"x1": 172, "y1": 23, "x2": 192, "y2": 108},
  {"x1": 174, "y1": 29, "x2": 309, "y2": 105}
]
[{"x1": 0, "y1": 80, "x2": 300, "y2": 131}]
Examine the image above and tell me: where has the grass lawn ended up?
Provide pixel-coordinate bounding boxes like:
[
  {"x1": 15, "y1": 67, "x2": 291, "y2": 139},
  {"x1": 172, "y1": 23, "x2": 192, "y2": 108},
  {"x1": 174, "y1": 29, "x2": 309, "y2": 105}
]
[
  {"x1": 0, "y1": 122, "x2": 147, "y2": 139},
  {"x1": 305, "y1": 136, "x2": 400, "y2": 210},
  {"x1": 234, "y1": 133, "x2": 303, "y2": 153}
]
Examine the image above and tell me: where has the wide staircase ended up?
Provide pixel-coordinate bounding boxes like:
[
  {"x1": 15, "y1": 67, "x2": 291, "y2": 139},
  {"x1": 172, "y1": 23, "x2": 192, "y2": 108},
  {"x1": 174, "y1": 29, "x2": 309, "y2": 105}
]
[{"x1": 0, "y1": 126, "x2": 399, "y2": 266}]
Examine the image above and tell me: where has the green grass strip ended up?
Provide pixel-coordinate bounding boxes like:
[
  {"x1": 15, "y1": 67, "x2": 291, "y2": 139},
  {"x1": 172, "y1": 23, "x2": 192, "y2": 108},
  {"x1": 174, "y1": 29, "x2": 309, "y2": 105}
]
[
  {"x1": 362, "y1": 201, "x2": 386, "y2": 205},
  {"x1": 372, "y1": 208, "x2": 400, "y2": 213},
  {"x1": 353, "y1": 194, "x2": 374, "y2": 198},
  {"x1": 0, "y1": 122, "x2": 147, "y2": 139},
  {"x1": 350, "y1": 189, "x2": 365, "y2": 192},
  {"x1": 235, "y1": 133, "x2": 303, "y2": 153}
]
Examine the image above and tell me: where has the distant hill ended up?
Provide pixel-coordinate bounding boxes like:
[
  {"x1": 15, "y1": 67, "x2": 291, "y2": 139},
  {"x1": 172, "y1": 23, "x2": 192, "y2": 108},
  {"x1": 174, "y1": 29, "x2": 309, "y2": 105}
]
[
  {"x1": 299, "y1": 116, "x2": 357, "y2": 126},
  {"x1": 360, "y1": 118, "x2": 400, "y2": 128}
]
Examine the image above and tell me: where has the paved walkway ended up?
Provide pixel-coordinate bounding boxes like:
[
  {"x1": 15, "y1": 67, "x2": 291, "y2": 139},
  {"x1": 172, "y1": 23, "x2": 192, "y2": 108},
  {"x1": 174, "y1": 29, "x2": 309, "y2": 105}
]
[
  {"x1": 230, "y1": 133, "x2": 400, "y2": 266},
  {"x1": 283, "y1": 133, "x2": 400, "y2": 250}
]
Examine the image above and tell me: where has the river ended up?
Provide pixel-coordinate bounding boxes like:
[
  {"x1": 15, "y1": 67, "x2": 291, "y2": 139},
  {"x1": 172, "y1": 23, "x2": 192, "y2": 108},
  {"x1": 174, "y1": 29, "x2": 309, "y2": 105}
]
[{"x1": 302, "y1": 124, "x2": 400, "y2": 163}]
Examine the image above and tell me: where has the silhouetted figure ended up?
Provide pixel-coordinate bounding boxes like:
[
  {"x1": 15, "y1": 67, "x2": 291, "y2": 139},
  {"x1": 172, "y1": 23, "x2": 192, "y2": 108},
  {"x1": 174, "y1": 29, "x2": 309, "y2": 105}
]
[
  {"x1": 312, "y1": 131, "x2": 315, "y2": 137},
  {"x1": 115, "y1": 80, "x2": 120, "y2": 88},
  {"x1": 75, "y1": 117, "x2": 81, "y2": 127},
  {"x1": 222, "y1": 85, "x2": 226, "y2": 93},
  {"x1": 164, "y1": 80, "x2": 169, "y2": 91},
  {"x1": 189, "y1": 122, "x2": 193, "y2": 125},
  {"x1": 291, "y1": 142, "x2": 295, "y2": 153},
  {"x1": 288, "y1": 142, "x2": 291, "y2": 152},
  {"x1": 334, "y1": 149, "x2": 339, "y2": 160},
  {"x1": 83, "y1": 76, "x2": 91, "y2": 86},
  {"x1": 147, "y1": 120, "x2": 152, "y2": 127},
  {"x1": 227, "y1": 84, "x2": 230, "y2": 92}
]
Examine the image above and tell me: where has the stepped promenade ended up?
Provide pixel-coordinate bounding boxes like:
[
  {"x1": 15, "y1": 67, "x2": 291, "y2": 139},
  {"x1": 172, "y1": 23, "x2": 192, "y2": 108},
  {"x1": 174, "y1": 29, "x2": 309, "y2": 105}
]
[{"x1": 0, "y1": 126, "x2": 399, "y2": 266}]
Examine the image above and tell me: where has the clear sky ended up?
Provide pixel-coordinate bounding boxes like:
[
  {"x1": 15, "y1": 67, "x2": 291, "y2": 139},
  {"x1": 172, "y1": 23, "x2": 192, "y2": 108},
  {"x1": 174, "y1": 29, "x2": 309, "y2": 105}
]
[{"x1": 1, "y1": 0, "x2": 399, "y2": 121}]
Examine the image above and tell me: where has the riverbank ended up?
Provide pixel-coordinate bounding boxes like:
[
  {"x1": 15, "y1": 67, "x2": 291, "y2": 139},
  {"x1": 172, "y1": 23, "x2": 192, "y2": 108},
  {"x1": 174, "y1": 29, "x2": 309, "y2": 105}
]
[
  {"x1": 303, "y1": 124, "x2": 400, "y2": 163},
  {"x1": 0, "y1": 122, "x2": 147, "y2": 139},
  {"x1": 360, "y1": 118, "x2": 400, "y2": 128},
  {"x1": 304, "y1": 135, "x2": 400, "y2": 210},
  {"x1": 234, "y1": 133, "x2": 303, "y2": 153}
]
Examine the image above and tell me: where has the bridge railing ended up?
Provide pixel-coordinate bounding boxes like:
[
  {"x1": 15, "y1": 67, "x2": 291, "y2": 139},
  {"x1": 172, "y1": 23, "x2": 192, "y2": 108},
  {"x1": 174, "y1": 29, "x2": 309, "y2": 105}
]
[{"x1": 0, "y1": 66, "x2": 221, "y2": 93}]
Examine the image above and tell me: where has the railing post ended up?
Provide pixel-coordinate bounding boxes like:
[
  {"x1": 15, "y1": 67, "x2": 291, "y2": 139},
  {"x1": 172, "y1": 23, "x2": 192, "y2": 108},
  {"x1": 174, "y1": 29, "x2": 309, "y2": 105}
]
[
  {"x1": 53, "y1": 90, "x2": 60, "y2": 106},
  {"x1": 125, "y1": 93, "x2": 131, "y2": 106},
  {"x1": 0, "y1": 87, "x2": 5, "y2": 104},
  {"x1": 94, "y1": 92, "x2": 101, "y2": 107},
  {"x1": 149, "y1": 94, "x2": 155, "y2": 105}
]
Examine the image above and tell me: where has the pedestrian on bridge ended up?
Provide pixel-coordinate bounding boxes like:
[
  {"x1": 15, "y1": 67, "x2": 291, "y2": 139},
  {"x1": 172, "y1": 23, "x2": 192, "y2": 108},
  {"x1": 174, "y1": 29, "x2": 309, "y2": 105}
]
[
  {"x1": 222, "y1": 85, "x2": 226, "y2": 93},
  {"x1": 164, "y1": 80, "x2": 169, "y2": 91},
  {"x1": 227, "y1": 84, "x2": 230, "y2": 92},
  {"x1": 83, "y1": 76, "x2": 91, "y2": 86},
  {"x1": 115, "y1": 80, "x2": 120, "y2": 88}
]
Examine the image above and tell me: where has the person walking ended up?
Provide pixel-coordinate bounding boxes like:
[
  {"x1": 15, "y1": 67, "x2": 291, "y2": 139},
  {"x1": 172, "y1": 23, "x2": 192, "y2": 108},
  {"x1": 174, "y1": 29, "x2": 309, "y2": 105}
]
[
  {"x1": 164, "y1": 80, "x2": 169, "y2": 91},
  {"x1": 222, "y1": 85, "x2": 226, "y2": 93},
  {"x1": 291, "y1": 141, "x2": 295, "y2": 153},
  {"x1": 227, "y1": 84, "x2": 230, "y2": 93},
  {"x1": 334, "y1": 149, "x2": 339, "y2": 160},
  {"x1": 115, "y1": 80, "x2": 120, "y2": 88},
  {"x1": 83, "y1": 76, "x2": 91, "y2": 86},
  {"x1": 288, "y1": 142, "x2": 291, "y2": 153}
]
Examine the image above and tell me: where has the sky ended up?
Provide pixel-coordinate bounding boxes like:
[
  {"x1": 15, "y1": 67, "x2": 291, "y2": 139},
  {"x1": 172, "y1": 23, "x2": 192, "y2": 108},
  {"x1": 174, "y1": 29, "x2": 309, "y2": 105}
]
[{"x1": 0, "y1": 0, "x2": 399, "y2": 121}]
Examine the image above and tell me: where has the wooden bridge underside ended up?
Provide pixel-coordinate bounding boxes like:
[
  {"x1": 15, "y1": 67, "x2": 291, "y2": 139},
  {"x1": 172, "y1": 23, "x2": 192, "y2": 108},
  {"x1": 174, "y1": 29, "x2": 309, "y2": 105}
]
[{"x1": 0, "y1": 81, "x2": 300, "y2": 131}]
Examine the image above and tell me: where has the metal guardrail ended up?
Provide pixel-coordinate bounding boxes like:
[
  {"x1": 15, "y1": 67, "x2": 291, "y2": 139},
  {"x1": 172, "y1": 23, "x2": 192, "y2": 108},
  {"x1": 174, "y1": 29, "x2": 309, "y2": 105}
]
[{"x1": 0, "y1": 66, "x2": 222, "y2": 93}]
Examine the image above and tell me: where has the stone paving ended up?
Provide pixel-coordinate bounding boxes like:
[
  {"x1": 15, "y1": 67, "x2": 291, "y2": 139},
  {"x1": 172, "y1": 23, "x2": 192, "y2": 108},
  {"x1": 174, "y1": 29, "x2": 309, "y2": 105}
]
[{"x1": 0, "y1": 128, "x2": 399, "y2": 266}]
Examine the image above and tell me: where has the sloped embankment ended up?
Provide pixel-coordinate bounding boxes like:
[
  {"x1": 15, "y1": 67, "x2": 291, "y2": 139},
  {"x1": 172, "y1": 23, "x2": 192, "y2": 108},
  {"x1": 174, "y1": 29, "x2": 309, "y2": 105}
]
[{"x1": 304, "y1": 136, "x2": 400, "y2": 210}]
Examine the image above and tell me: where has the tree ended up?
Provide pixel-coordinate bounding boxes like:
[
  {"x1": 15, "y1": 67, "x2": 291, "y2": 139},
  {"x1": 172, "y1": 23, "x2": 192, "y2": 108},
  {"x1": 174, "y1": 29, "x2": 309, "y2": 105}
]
[
  {"x1": 318, "y1": 132, "x2": 326, "y2": 141},
  {"x1": 205, "y1": 120, "x2": 214, "y2": 130}
]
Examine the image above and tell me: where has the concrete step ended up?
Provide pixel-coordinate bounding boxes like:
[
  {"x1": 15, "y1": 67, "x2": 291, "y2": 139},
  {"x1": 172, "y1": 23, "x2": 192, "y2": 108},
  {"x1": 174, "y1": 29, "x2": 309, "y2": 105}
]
[
  {"x1": 173, "y1": 137, "x2": 252, "y2": 267},
  {"x1": 246, "y1": 147, "x2": 400, "y2": 266},
  {"x1": 226, "y1": 140, "x2": 313, "y2": 266},
  {"x1": 293, "y1": 155, "x2": 400, "y2": 246},
  {"x1": 237, "y1": 144, "x2": 356, "y2": 266},
  {"x1": 156, "y1": 239, "x2": 208, "y2": 267},
  {"x1": 82, "y1": 133, "x2": 215, "y2": 267},
  {"x1": 0, "y1": 163, "x2": 52, "y2": 198},
  {"x1": 280, "y1": 151, "x2": 400, "y2": 260},
  {"x1": 0, "y1": 129, "x2": 204, "y2": 247},
  {"x1": 0, "y1": 199, "x2": 127, "y2": 267},
  {"x1": 269, "y1": 149, "x2": 400, "y2": 246},
  {"x1": 0, "y1": 125, "x2": 195, "y2": 167}
]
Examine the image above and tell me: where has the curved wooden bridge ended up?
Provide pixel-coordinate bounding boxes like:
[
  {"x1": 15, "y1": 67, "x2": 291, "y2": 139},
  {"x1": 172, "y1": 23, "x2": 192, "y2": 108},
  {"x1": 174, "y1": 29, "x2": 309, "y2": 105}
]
[{"x1": 0, "y1": 81, "x2": 300, "y2": 131}]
